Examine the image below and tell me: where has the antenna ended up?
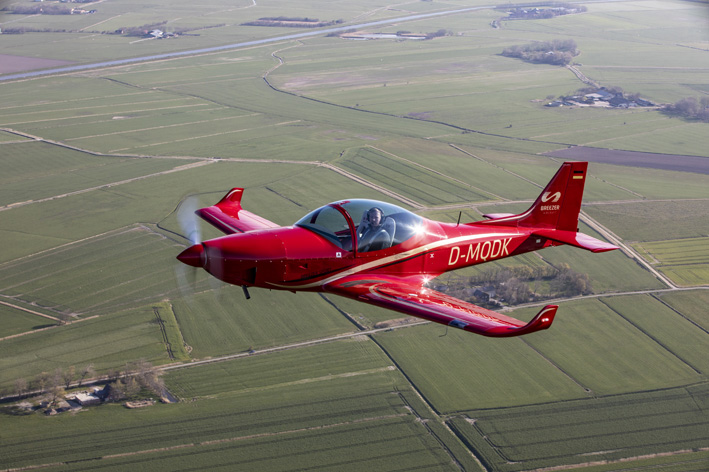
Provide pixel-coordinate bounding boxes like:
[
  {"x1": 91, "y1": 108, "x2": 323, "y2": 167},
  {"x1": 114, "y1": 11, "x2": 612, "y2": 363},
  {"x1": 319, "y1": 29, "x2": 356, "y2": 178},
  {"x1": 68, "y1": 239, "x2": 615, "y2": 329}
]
[{"x1": 456, "y1": 211, "x2": 462, "y2": 227}]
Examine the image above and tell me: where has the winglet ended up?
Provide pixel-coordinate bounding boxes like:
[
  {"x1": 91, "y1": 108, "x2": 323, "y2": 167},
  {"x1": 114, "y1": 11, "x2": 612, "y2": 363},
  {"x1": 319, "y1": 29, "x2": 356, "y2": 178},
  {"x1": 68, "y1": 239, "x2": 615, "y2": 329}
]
[
  {"x1": 197, "y1": 188, "x2": 280, "y2": 234},
  {"x1": 219, "y1": 188, "x2": 245, "y2": 205},
  {"x1": 476, "y1": 305, "x2": 557, "y2": 337}
]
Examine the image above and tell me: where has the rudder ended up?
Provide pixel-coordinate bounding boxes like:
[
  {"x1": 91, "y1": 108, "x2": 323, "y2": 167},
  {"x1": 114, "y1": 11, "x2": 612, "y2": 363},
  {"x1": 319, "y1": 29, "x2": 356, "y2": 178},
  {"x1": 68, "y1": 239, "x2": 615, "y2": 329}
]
[
  {"x1": 525, "y1": 161, "x2": 587, "y2": 231},
  {"x1": 475, "y1": 161, "x2": 588, "y2": 231}
]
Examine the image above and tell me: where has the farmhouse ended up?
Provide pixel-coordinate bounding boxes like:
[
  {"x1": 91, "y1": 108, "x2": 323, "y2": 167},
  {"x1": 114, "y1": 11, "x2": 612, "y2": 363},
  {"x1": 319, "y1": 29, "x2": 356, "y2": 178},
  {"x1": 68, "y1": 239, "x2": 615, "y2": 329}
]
[
  {"x1": 474, "y1": 287, "x2": 496, "y2": 302},
  {"x1": 585, "y1": 90, "x2": 614, "y2": 101},
  {"x1": 67, "y1": 391, "x2": 101, "y2": 406}
]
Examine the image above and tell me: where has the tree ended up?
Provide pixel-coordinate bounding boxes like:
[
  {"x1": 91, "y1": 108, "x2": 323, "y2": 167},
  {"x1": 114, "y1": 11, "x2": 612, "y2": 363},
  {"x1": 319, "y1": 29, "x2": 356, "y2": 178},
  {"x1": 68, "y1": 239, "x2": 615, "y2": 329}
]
[
  {"x1": 107, "y1": 381, "x2": 126, "y2": 402},
  {"x1": 78, "y1": 364, "x2": 95, "y2": 387},
  {"x1": 62, "y1": 366, "x2": 75, "y2": 389},
  {"x1": 35, "y1": 371, "x2": 50, "y2": 394},
  {"x1": 124, "y1": 377, "x2": 141, "y2": 398},
  {"x1": 48, "y1": 385, "x2": 66, "y2": 407},
  {"x1": 662, "y1": 96, "x2": 709, "y2": 122},
  {"x1": 106, "y1": 367, "x2": 121, "y2": 382},
  {"x1": 14, "y1": 378, "x2": 28, "y2": 398}
]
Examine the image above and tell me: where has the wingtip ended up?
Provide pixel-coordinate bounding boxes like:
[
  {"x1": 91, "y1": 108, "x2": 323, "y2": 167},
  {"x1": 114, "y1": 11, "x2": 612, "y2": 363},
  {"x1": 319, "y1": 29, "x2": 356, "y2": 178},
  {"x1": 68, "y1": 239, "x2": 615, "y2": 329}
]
[
  {"x1": 480, "y1": 304, "x2": 558, "y2": 337},
  {"x1": 532, "y1": 304, "x2": 558, "y2": 330},
  {"x1": 219, "y1": 188, "x2": 244, "y2": 205}
]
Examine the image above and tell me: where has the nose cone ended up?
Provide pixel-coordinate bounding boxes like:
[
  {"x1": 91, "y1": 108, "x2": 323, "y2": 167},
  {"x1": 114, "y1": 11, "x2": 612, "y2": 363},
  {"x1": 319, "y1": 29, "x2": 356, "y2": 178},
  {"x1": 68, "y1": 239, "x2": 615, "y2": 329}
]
[{"x1": 177, "y1": 243, "x2": 205, "y2": 268}]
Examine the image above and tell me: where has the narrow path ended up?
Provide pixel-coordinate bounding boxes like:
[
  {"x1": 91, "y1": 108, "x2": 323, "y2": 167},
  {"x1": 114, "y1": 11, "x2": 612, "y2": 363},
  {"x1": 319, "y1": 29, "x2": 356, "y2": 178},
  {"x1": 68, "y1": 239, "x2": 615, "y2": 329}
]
[{"x1": 0, "y1": 300, "x2": 60, "y2": 322}]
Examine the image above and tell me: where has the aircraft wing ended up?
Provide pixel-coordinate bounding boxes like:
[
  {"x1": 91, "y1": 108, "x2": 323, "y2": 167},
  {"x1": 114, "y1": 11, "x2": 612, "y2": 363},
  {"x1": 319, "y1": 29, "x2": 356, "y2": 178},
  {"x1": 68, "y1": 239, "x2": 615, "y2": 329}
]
[
  {"x1": 197, "y1": 188, "x2": 280, "y2": 234},
  {"x1": 325, "y1": 275, "x2": 557, "y2": 337}
]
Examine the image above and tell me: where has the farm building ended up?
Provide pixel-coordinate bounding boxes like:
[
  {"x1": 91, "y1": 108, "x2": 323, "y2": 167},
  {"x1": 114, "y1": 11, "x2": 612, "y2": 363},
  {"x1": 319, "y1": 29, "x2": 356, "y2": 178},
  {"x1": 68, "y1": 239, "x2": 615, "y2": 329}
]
[{"x1": 70, "y1": 392, "x2": 101, "y2": 406}]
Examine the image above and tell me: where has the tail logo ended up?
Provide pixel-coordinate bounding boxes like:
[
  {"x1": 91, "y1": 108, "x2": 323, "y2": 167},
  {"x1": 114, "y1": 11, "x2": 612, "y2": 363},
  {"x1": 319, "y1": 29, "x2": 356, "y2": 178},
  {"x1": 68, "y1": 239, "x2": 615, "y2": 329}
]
[{"x1": 541, "y1": 191, "x2": 561, "y2": 203}]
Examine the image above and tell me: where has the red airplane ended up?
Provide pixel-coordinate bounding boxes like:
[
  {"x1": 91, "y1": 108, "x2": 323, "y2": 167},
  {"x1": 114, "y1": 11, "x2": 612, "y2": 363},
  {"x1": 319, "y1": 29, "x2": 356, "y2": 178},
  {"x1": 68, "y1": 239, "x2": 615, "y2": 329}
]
[{"x1": 177, "y1": 161, "x2": 617, "y2": 337}]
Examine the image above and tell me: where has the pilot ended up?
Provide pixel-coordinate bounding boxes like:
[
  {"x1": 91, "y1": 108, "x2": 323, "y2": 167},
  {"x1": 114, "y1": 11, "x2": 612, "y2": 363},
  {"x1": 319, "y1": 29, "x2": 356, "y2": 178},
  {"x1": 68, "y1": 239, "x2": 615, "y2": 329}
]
[{"x1": 358, "y1": 207, "x2": 394, "y2": 252}]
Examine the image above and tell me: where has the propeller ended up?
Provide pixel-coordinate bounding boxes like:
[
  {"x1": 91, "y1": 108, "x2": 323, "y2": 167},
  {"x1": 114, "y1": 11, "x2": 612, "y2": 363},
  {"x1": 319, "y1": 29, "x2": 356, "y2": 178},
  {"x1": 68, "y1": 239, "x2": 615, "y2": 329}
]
[
  {"x1": 176, "y1": 195, "x2": 202, "y2": 246},
  {"x1": 174, "y1": 194, "x2": 230, "y2": 300},
  {"x1": 175, "y1": 195, "x2": 205, "y2": 302}
]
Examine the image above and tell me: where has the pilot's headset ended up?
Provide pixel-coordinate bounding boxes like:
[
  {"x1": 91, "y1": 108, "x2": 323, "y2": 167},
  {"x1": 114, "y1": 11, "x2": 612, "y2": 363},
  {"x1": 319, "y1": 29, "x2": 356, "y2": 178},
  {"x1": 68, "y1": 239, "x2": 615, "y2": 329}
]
[{"x1": 367, "y1": 207, "x2": 384, "y2": 224}]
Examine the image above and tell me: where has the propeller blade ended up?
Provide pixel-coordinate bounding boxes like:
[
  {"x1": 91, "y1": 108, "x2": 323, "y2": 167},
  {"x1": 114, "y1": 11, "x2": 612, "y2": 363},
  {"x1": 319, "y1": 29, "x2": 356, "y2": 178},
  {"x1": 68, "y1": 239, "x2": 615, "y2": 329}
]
[
  {"x1": 177, "y1": 195, "x2": 202, "y2": 245},
  {"x1": 174, "y1": 262, "x2": 198, "y2": 303}
]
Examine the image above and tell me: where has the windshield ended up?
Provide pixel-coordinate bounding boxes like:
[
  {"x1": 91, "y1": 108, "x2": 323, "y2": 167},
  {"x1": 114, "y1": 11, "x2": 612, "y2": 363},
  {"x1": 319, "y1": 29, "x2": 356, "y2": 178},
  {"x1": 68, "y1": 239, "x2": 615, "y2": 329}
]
[
  {"x1": 295, "y1": 205, "x2": 352, "y2": 249},
  {"x1": 295, "y1": 199, "x2": 423, "y2": 253}
]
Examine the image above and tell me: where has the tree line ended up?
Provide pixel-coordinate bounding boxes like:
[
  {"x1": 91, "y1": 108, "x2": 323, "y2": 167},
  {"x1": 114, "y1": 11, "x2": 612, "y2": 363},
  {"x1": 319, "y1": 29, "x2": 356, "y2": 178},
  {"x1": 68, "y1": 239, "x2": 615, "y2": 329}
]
[
  {"x1": 434, "y1": 263, "x2": 592, "y2": 306},
  {"x1": 9, "y1": 360, "x2": 166, "y2": 409},
  {"x1": 502, "y1": 39, "x2": 579, "y2": 66}
]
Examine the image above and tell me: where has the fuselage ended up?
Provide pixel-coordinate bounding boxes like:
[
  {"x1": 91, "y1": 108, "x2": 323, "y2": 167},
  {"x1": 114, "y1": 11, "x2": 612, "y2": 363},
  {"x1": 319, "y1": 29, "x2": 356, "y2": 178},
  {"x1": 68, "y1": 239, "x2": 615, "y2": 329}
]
[{"x1": 188, "y1": 216, "x2": 551, "y2": 292}]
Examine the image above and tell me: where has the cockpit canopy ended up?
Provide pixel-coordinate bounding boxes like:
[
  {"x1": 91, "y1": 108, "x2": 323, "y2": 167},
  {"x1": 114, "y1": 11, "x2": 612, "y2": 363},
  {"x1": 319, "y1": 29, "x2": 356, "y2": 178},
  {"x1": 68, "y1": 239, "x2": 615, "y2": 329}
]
[{"x1": 295, "y1": 199, "x2": 424, "y2": 253}]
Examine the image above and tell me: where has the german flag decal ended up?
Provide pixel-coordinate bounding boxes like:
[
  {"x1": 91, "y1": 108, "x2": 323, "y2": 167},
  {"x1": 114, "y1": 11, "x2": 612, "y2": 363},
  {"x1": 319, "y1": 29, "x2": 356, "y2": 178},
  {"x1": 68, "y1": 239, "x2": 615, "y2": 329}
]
[{"x1": 573, "y1": 170, "x2": 584, "y2": 180}]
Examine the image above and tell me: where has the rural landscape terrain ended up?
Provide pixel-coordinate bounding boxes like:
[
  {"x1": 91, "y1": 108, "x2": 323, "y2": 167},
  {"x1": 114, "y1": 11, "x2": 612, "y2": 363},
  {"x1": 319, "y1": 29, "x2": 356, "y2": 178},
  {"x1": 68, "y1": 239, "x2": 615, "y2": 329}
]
[{"x1": 0, "y1": 0, "x2": 708, "y2": 470}]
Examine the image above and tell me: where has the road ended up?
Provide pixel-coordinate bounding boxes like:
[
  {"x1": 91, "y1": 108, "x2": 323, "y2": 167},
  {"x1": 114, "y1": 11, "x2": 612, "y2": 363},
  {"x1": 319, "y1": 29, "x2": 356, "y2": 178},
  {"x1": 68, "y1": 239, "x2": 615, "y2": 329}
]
[{"x1": 0, "y1": 5, "x2": 494, "y2": 82}]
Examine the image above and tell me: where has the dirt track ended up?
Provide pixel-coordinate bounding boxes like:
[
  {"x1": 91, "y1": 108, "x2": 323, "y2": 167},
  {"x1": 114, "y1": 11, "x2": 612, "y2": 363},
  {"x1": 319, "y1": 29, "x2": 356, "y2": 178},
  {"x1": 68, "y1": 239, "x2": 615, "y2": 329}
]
[{"x1": 545, "y1": 146, "x2": 709, "y2": 175}]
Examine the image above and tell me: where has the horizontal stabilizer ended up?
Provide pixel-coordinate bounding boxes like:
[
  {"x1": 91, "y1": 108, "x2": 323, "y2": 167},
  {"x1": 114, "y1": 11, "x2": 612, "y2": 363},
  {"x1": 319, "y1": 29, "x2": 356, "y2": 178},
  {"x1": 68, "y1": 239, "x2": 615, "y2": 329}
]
[
  {"x1": 483, "y1": 213, "x2": 516, "y2": 220},
  {"x1": 533, "y1": 229, "x2": 618, "y2": 253},
  {"x1": 197, "y1": 188, "x2": 279, "y2": 234}
]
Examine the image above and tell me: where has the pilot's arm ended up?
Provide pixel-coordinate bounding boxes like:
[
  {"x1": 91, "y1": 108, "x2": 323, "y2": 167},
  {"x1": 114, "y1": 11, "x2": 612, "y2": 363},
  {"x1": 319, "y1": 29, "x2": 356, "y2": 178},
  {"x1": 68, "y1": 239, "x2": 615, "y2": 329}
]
[{"x1": 357, "y1": 212, "x2": 370, "y2": 238}]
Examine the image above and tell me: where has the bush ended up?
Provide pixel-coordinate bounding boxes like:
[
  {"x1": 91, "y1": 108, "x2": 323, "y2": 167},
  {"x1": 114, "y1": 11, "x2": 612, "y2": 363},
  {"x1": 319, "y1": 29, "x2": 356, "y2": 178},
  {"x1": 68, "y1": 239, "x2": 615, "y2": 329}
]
[{"x1": 662, "y1": 97, "x2": 709, "y2": 121}]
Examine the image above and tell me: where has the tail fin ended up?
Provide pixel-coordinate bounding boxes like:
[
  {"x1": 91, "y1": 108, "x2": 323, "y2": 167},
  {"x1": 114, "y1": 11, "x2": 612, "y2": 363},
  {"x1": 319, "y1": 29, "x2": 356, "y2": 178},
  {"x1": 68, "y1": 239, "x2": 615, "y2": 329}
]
[{"x1": 480, "y1": 161, "x2": 588, "y2": 231}]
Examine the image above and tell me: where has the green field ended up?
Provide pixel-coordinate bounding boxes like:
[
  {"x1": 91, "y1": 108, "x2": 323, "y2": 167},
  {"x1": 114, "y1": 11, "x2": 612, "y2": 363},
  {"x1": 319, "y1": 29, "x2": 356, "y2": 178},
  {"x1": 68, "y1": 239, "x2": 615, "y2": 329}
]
[
  {"x1": 633, "y1": 237, "x2": 709, "y2": 286},
  {"x1": 1, "y1": 0, "x2": 708, "y2": 470},
  {"x1": 0, "y1": 304, "x2": 54, "y2": 339},
  {"x1": 584, "y1": 200, "x2": 709, "y2": 242},
  {"x1": 0, "y1": 340, "x2": 469, "y2": 471},
  {"x1": 449, "y1": 384, "x2": 709, "y2": 471}
]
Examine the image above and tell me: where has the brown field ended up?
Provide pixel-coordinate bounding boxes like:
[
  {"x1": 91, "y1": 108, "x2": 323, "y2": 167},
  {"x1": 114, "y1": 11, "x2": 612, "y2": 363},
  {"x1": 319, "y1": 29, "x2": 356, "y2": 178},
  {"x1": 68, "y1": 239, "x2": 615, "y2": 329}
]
[
  {"x1": 546, "y1": 146, "x2": 709, "y2": 174},
  {"x1": 0, "y1": 54, "x2": 74, "y2": 74}
]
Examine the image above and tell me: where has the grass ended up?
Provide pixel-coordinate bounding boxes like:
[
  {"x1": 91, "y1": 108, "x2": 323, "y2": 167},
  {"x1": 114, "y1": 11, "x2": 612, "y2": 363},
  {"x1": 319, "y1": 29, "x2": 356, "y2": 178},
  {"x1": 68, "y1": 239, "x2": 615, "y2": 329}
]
[
  {"x1": 152, "y1": 301, "x2": 191, "y2": 363},
  {"x1": 521, "y1": 298, "x2": 701, "y2": 396},
  {"x1": 534, "y1": 222, "x2": 664, "y2": 293},
  {"x1": 373, "y1": 295, "x2": 705, "y2": 415},
  {"x1": 584, "y1": 200, "x2": 709, "y2": 242},
  {"x1": 0, "y1": 304, "x2": 53, "y2": 339},
  {"x1": 337, "y1": 146, "x2": 492, "y2": 206},
  {"x1": 0, "y1": 141, "x2": 191, "y2": 207},
  {"x1": 0, "y1": 340, "x2": 462, "y2": 471},
  {"x1": 599, "y1": 294, "x2": 709, "y2": 374},
  {"x1": 587, "y1": 163, "x2": 709, "y2": 200},
  {"x1": 0, "y1": 306, "x2": 170, "y2": 391},
  {"x1": 165, "y1": 338, "x2": 393, "y2": 399},
  {"x1": 633, "y1": 237, "x2": 709, "y2": 286},
  {"x1": 0, "y1": 226, "x2": 184, "y2": 316},
  {"x1": 374, "y1": 324, "x2": 588, "y2": 413},
  {"x1": 170, "y1": 290, "x2": 356, "y2": 358},
  {"x1": 657, "y1": 289, "x2": 709, "y2": 332},
  {"x1": 449, "y1": 383, "x2": 709, "y2": 471}
]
